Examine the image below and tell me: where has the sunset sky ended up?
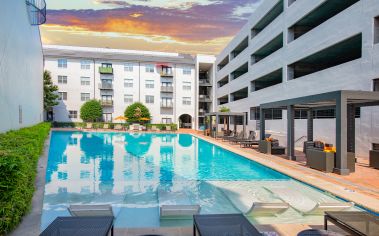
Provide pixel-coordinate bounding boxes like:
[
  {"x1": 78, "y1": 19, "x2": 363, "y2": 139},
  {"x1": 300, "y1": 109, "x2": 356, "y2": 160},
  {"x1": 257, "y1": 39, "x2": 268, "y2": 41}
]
[{"x1": 41, "y1": 0, "x2": 262, "y2": 55}]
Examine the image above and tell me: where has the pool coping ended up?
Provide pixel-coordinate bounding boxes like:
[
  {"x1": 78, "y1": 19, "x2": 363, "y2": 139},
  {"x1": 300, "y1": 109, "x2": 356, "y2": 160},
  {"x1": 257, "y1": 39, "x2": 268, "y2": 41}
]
[
  {"x1": 10, "y1": 131, "x2": 51, "y2": 236},
  {"x1": 191, "y1": 133, "x2": 379, "y2": 214}
]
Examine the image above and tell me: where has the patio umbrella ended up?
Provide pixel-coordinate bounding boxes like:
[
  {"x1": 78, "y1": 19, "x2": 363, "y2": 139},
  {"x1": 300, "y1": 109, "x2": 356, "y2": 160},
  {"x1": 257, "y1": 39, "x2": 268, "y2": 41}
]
[
  {"x1": 114, "y1": 116, "x2": 128, "y2": 123},
  {"x1": 139, "y1": 117, "x2": 150, "y2": 121}
]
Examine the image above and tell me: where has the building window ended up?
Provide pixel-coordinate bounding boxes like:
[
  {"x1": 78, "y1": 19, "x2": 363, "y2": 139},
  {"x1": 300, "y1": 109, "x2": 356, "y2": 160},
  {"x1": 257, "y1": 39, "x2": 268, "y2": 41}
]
[
  {"x1": 145, "y1": 80, "x2": 154, "y2": 89},
  {"x1": 145, "y1": 95, "x2": 154, "y2": 104},
  {"x1": 162, "y1": 118, "x2": 172, "y2": 124},
  {"x1": 374, "y1": 16, "x2": 379, "y2": 44},
  {"x1": 124, "y1": 94, "x2": 133, "y2": 103},
  {"x1": 183, "y1": 67, "x2": 191, "y2": 75},
  {"x1": 145, "y1": 64, "x2": 155, "y2": 73},
  {"x1": 124, "y1": 63, "x2": 134, "y2": 72},
  {"x1": 250, "y1": 107, "x2": 260, "y2": 120},
  {"x1": 81, "y1": 93, "x2": 90, "y2": 101},
  {"x1": 374, "y1": 79, "x2": 379, "y2": 91},
  {"x1": 68, "y1": 110, "x2": 77, "y2": 119},
  {"x1": 124, "y1": 79, "x2": 133, "y2": 88},
  {"x1": 250, "y1": 107, "x2": 283, "y2": 120},
  {"x1": 58, "y1": 92, "x2": 67, "y2": 101},
  {"x1": 103, "y1": 113, "x2": 112, "y2": 122},
  {"x1": 80, "y1": 77, "x2": 90, "y2": 86},
  {"x1": 58, "y1": 75, "x2": 67, "y2": 84},
  {"x1": 183, "y1": 81, "x2": 191, "y2": 90},
  {"x1": 58, "y1": 59, "x2": 67, "y2": 68},
  {"x1": 80, "y1": 60, "x2": 91, "y2": 70},
  {"x1": 183, "y1": 97, "x2": 191, "y2": 105},
  {"x1": 161, "y1": 97, "x2": 173, "y2": 107}
]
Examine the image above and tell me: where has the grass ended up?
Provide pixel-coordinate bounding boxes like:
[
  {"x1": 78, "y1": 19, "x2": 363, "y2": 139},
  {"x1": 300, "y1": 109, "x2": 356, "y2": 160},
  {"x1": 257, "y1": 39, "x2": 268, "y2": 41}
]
[{"x1": 0, "y1": 123, "x2": 51, "y2": 235}]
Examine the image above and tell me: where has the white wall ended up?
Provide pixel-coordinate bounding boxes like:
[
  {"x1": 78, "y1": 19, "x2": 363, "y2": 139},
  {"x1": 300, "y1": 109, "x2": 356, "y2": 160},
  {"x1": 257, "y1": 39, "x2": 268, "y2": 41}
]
[{"x1": 0, "y1": 0, "x2": 44, "y2": 132}]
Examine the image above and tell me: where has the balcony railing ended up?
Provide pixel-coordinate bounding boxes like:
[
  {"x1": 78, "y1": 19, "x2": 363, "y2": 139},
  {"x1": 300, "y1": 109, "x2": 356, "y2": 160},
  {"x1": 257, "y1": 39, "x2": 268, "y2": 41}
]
[
  {"x1": 98, "y1": 83, "x2": 113, "y2": 90},
  {"x1": 199, "y1": 109, "x2": 208, "y2": 116},
  {"x1": 160, "y1": 71, "x2": 173, "y2": 77},
  {"x1": 161, "y1": 86, "x2": 174, "y2": 93},
  {"x1": 199, "y1": 95, "x2": 212, "y2": 102},
  {"x1": 99, "y1": 66, "x2": 113, "y2": 74},
  {"x1": 199, "y1": 79, "x2": 212, "y2": 86},
  {"x1": 26, "y1": 0, "x2": 46, "y2": 25},
  {"x1": 161, "y1": 102, "x2": 173, "y2": 108},
  {"x1": 100, "y1": 100, "x2": 113, "y2": 106}
]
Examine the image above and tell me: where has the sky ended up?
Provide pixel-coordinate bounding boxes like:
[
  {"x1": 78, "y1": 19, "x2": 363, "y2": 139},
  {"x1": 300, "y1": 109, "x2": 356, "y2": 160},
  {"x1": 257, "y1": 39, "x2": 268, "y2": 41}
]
[{"x1": 41, "y1": 0, "x2": 263, "y2": 55}]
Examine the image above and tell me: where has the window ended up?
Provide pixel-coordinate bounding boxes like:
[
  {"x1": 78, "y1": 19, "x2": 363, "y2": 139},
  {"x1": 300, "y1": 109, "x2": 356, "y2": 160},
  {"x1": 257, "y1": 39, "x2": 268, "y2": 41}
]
[
  {"x1": 373, "y1": 143, "x2": 379, "y2": 151},
  {"x1": 250, "y1": 107, "x2": 260, "y2": 120},
  {"x1": 68, "y1": 110, "x2": 77, "y2": 119},
  {"x1": 101, "y1": 63, "x2": 112, "y2": 68},
  {"x1": 58, "y1": 59, "x2": 67, "y2": 68},
  {"x1": 81, "y1": 93, "x2": 90, "y2": 101},
  {"x1": 145, "y1": 64, "x2": 155, "y2": 73},
  {"x1": 103, "y1": 113, "x2": 112, "y2": 122},
  {"x1": 58, "y1": 75, "x2": 67, "y2": 84},
  {"x1": 145, "y1": 95, "x2": 154, "y2": 104},
  {"x1": 162, "y1": 118, "x2": 172, "y2": 124},
  {"x1": 124, "y1": 94, "x2": 133, "y2": 103},
  {"x1": 183, "y1": 97, "x2": 191, "y2": 105},
  {"x1": 183, "y1": 67, "x2": 191, "y2": 75},
  {"x1": 80, "y1": 60, "x2": 91, "y2": 70},
  {"x1": 183, "y1": 81, "x2": 191, "y2": 90},
  {"x1": 250, "y1": 107, "x2": 282, "y2": 120},
  {"x1": 124, "y1": 63, "x2": 134, "y2": 72},
  {"x1": 58, "y1": 92, "x2": 67, "y2": 101},
  {"x1": 124, "y1": 79, "x2": 133, "y2": 88},
  {"x1": 145, "y1": 80, "x2": 154, "y2": 89},
  {"x1": 374, "y1": 79, "x2": 379, "y2": 91},
  {"x1": 161, "y1": 97, "x2": 173, "y2": 107},
  {"x1": 80, "y1": 77, "x2": 90, "y2": 86}
]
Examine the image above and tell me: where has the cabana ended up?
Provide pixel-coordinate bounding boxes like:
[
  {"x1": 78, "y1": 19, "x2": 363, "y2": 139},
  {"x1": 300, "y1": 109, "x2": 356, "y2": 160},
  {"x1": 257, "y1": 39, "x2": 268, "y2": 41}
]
[
  {"x1": 204, "y1": 112, "x2": 246, "y2": 138},
  {"x1": 259, "y1": 90, "x2": 379, "y2": 175}
]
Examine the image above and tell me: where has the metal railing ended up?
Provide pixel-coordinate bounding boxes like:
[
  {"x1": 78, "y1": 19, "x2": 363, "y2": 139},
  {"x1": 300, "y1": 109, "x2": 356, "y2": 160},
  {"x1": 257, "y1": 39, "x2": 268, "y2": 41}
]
[
  {"x1": 99, "y1": 66, "x2": 113, "y2": 74},
  {"x1": 98, "y1": 83, "x2": 113, "y2": 90},
  {"x1": 25, "y1": 0, "x2": 46, "y2": 25},
  {"x1": 160, "y1": 71, "x2": 173, "y2": 77},
  {"x1": 161, "y1": 86, "x2": 173, "y2": 93},
  {"x1": 100, "y1": 100, "x2": 113, "y2": 106},
  {"x1": 161, "y1": 102, "x2": 173, "y2": 108}
]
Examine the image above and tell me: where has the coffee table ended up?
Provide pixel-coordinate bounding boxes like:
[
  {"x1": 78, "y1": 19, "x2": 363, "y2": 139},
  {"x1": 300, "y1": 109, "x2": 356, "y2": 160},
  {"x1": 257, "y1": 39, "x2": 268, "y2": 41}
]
[{"x1": 324, "y1": 211, "x2": 379, "y2": 236}]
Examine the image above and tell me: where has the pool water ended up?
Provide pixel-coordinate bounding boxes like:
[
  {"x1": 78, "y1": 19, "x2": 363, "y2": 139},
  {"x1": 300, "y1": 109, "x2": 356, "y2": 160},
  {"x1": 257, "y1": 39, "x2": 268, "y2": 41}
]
[{"x1": 41, "y1": 131, "x2": 360, "y2": 229}]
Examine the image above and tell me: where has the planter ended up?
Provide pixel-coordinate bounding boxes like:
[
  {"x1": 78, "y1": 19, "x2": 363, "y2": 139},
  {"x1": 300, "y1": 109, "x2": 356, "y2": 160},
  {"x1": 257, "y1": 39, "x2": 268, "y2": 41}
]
[
  {"x1": 369, "y1": 150, "x2": 379, "y2": 169},
  {"x1": 306, "y1": 149, "x2": 335, "y2": 173},
  {"x1": 259, "y1": 140, "x2": 271, "y2": 154}
]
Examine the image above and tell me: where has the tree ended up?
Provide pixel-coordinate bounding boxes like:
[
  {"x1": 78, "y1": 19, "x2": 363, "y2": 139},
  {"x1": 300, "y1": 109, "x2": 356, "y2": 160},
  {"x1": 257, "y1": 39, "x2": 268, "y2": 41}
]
[
  {"x1": 43, "y1": 70, "x2": 59, "y2": 111},
  {"x1": 124, "y1": 102, "x2": 151, "y2": 123},
  {"x1": 80, "y1": 100, "x2": 103, "y2": 122},
  {"x1": 219, "y1": 106, "x2": 230, "y2": 130}
]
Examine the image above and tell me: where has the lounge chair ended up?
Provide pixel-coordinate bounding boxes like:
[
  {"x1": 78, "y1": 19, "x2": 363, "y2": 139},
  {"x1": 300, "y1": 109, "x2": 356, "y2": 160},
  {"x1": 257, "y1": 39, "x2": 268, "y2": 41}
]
[
  {"x1": 151, "y1": 125, "x2": 160, "y2": 132},
  {"x1": 231, "y1": 132, "x2": 255, "y2": 144},
  {"x1": 133, "y1": 124, "x2": 139, "y2": 131},
  {"x1": 245, "y1": 202, "x2": 290, "y2": 216},
  {"x1": 265, "y1": 187, "x2": 354, "y2": 215},
  {"x1": 114, "y1": 124, "x2": 123, "y2": 130},
  {"x1": 222, "y1": 131, "x2": 238, "y2": 141},
  {"x1": 228, "y1": 132, "x2": 244, "y2": 143},
  {"x1": 68, "y1": 204, "x2": 114, "y2": 217},
  {"x1": 103, "y1": 123, "x2": 109, "y2": 129},
  {"x1": 216, "y1": 130, "x2": 232, "y2": 139},
  {"x1": 85, "y1": 123, "x2": 92, "y2": 129},
  {"x1": 165, "y1": 126, "x2": 172, "y2": 132},
  {"x1": 158, "y1": 188, "x2": 200, "y2": 219}
]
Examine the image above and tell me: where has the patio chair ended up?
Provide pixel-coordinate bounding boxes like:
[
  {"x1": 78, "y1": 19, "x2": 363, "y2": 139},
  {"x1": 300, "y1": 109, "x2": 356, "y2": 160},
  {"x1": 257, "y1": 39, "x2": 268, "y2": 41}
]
[
  {"x1": 151, "y1": 125, "x2": 160, "y2": 132},
  {"x1": 103, "y1": 124, "x2": 109, "y2": 129},
  {"x1": 85, "y1": 123, "x2": 92, "y2": 129},
  {"x1": 216, "y1": 130, "x2": 232, "y2": 139},
  {"x1": 222, "y1": 131, "x2": 238, "y2": 141},
  {"x1": 158, "y1": 188, "x2": 200, "y2": 219},
  {"x1": 165, "y1": 126, "x2": 172, "y2": 132},
  {"x1": 68, "y1": 204, "x2": 114, "y2": 217},
  {"x1": 264, "y1": 187, "x2": 354, "y2": 215},
  {"x1": 228, "y1": 132, "x2": 244, "y2": 143},
  {"x1": 133, "y1": 124, "x2": 139, "y2": 131},
  {"x1": 114, "y1": 124, "x2": 123, "y2": 131},
  {"x1": 231, "y1": 132, "x2": 255, "y2": 144}
]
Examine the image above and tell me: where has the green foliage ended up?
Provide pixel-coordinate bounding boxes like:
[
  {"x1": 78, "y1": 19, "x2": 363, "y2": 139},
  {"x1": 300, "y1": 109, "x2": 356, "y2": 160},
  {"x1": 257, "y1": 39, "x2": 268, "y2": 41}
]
[
  {"x1": 145, "y1": 123, "x2": 177, "y2": 131},
  {"x1": 43, "y1": 70, "x2": 59, "y2": 111},
  {"x1": 52, "y1": 122, "x2": 128, "y2": 129},
  {"x1": 219, "y1": 106, "x2": 230, "y2": 112},
  {"x1": 80, "y1": 100, "x2": 103, "y2": 122},
  {"x1": 124, "y1": 102, "x2": 151, "y2": 123},
  {"x1": 0, "y1": 123, "x2": 51, "y2": 234}
]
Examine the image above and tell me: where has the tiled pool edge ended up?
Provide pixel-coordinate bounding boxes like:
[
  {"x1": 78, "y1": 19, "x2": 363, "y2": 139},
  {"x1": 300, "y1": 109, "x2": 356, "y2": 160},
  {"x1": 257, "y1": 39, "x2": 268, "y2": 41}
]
[
  {"x1": 192, "y1": 134, "x2": 379, "y2": 214},
  {"x1": 10, "y1": 131, "x2": 51, "y2": 236}
]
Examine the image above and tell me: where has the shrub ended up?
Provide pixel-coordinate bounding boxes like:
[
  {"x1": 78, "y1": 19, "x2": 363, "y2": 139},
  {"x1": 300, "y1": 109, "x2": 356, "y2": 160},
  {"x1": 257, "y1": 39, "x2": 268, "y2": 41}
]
[
  {"x1": 80, "y1": 100, "x2": 103, "y2": 122},
  {"x1": 124, "y1": 102, "x2": 151, "y2": 123},
  {"x1": 0, "y1": 123, "x2": 51, "y2": 234},
  {"x1": 146, "y1": 123, "x2": 177, "y2": 131}
]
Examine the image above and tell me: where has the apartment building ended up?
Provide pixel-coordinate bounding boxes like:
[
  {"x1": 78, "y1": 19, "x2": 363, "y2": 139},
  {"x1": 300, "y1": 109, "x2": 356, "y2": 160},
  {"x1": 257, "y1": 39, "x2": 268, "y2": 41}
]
[
  {"x1": 43, "y1": 45, "x2": 215, "y2": 130},
  {"x1": 0, "y1": 0, "x2": 45, "y2": 132},
  {"x1": 215, "y1": 0, "x2": 379, "y2": 158}
]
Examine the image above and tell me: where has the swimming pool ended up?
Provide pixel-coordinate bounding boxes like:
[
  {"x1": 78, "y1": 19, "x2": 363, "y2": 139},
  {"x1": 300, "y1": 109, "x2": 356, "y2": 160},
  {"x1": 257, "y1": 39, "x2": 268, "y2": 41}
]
[{"x1": 41, "y1": 131, "x2": 361, "y2": 229}]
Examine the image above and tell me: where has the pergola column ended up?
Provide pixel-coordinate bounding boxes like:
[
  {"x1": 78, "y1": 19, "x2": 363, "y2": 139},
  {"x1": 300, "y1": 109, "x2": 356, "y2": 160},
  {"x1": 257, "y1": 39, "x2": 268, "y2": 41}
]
[
  {"x1": 335, "y1": 96, "x2": 350, "y2": 175},
  {"x1": 215, "y1": 114, "x2": 219, "y2": 138},
  {"x1": 287, "y1": 105, "x2": 295, "y2": 160},
  {"x1": 307, "y1": 109, "x2": 314, "y2": 142},
  {"x1": 347, "y1": 105, "x2": 355, "y2": 153},
  {"x1": 260, "y1": 107, "x2": 266, "y2": 140},
  {"x1": 233, "y1": 116, "x2": 237, "y2": 133},
  {"x1": 209, "y1": 115, "x2": 213, "y2": 137},
  {"x1": 242, "y1": 113, "x2": 246, "y2": 138}
]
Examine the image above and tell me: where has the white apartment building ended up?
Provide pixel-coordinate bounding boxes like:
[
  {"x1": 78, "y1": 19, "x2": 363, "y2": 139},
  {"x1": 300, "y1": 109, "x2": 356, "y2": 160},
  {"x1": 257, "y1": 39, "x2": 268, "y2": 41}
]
[
  {"x1": 43, "y1": 45, "x2": 215, "y2": 130},
  {"x1": 215, "y1": 0, "x2": 379, "y2": 158},
  {"x1": 0, "y1": 0, "x2": 45, "y2": 132}
]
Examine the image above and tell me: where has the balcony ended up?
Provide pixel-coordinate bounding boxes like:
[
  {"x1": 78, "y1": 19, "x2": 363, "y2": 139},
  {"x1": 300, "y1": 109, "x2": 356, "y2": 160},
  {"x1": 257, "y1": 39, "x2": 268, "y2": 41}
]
[
  {"x1": 199, "y1": 79, "x2": 212, "y2": 86},
  {"x1": 161, "y1": 86, "x2": 174, "y2": 93},
  {"x1": 161, "y1": 102, "x2": 174, "y2": 108},
  {"x1": 198, "y1": 109, "x2": 209, "y2": 116},
  {"x1": 100, "y1": 100, "x2": 113, "y2": 106},
  {"x1": 98, "y1": 83, "x2": 113, "y2": 90},
  {"x1": 99, "y1": 66, "x2": 113, "y2": 74},
  {"x1": 199, "y1": 95, "x2": 212, "y2": 102},
  {"x1": 160, "y1": 71, "x2": 173, "y2": 77}
]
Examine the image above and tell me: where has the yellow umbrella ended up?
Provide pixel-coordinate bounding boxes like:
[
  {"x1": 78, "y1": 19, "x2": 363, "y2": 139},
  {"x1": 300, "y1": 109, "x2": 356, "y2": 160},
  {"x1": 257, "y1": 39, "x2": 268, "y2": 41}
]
[
  {"x1": 114, "y1": 116, "x2": 128, "y2": 121},
  {"x1": 139, "y1": 117, "x2": 150, "y2": 121}
]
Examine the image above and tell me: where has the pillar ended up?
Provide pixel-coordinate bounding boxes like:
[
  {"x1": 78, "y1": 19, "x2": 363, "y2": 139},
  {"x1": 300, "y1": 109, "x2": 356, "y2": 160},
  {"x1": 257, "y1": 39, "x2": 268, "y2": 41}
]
[
  {"x1": 287, "y1": 106, "x2": 295, "y2": 160},
  {"x1": 242, "y1": 113, "x2": 246, "y2": 138},
  {"x1": 215, "y1": 114, "x2": 219, "y2": 138},
  {"x1": 347, "y1": 105, "x2": 355, "y2": 153},
  {"x1": 260, "y1": 107, "x2": 266, "y2": 140},
  {"x1": 307, "y1": 109, "x2": 314, "y2": 142},
  {"x1": 335, "y1": 96, "x2": 350, "y2": 175}
]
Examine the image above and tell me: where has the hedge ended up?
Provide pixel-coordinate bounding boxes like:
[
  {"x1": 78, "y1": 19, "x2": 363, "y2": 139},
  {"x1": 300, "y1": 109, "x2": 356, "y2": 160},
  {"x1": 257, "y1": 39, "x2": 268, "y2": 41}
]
[
  {"x1": 52, "y1": 122, "x2": 177, "y2": 131},
  {"x1": 0, "y1": 123, "x2": 51, "y2": 234}
]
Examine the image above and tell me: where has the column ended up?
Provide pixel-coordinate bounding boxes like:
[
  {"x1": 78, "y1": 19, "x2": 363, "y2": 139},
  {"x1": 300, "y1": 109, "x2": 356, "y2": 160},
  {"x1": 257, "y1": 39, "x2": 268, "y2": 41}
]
[
  {"x1": 287, "y1": 106, "x2": 295, "y2": 160},
  {"x1": 242, "y1": 113, "x2": 246, "y2": 138},
  {"x1": 335, "y1": 96, "x2": 350, "y2": 175},
  {"x1": 307, "y1": 109, "x2": 314, "y2": 142},
  {"x1": 215, "y1": 114, "x2": 219, "y2": 138},
  {"x1": 347, "y1": 105, "x2": 355, "y2": 153},
  {"x1": 260, "y1": 107, "x2": 266, "y2": 140}
]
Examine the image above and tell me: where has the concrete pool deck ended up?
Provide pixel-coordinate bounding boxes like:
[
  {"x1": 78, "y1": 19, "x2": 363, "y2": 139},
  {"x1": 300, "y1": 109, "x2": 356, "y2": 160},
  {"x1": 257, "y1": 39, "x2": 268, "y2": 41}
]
[{"x1": 12, "y1": 128, "x2": 378, "y2": 236}]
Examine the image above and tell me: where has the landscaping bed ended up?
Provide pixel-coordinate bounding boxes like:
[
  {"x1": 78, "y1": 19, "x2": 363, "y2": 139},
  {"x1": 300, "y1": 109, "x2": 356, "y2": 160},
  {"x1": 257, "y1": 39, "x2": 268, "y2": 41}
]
[{"x1": 0, "y1": 123, "x2": 51, "y2": 234}]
